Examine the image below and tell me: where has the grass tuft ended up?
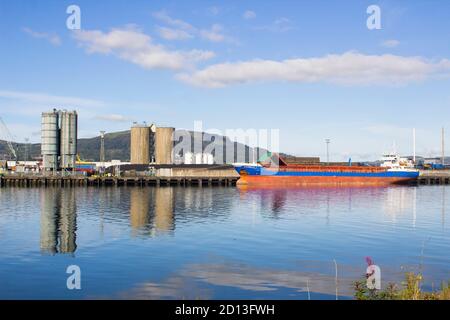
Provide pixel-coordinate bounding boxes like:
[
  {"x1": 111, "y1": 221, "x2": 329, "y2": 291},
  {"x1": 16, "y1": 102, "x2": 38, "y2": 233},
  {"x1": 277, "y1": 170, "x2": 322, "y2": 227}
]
[{"x1": 354, "y1": 272, "x2": 450, "y2": 300}]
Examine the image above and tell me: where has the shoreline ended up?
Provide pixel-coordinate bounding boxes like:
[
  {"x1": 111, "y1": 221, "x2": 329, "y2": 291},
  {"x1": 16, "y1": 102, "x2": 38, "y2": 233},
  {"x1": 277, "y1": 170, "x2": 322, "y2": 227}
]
[
  {"x1": 0, "y1": 175, "x2": 239, "y2": 188},
  {"x1": 1, "y1": 170, "x2": 450, "y2": 188}
]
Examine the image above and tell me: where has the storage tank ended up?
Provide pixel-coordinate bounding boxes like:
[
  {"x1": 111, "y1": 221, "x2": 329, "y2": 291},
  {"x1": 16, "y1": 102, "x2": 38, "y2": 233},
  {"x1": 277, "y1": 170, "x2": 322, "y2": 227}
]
[
  {"x1": 155, "y1": 127, "x2": 175, "y2": 165},
  {"x1": 41, "y1": 110, "x2": 60, "y2": 171},
  {"x1": 184, "y1": 152, "x2": 194, "y2": 165},
  {"x1": 206, "y1": 153, "x2": 214, "y2": 165},
  {"x1": 149, "y1": 124, "x2": 156, "y2": 163},
  {"x1": 195, "y1": 153, "x2": 203, "y2": 164},
  {"x1": 60, "y1": 111, "x2": 78, "y2": 169},
  {"x1": 202, "y1": 153, "x2": 212, "y2": 164},
  {"x1": 131, "y1": 124, "x2": 150, "y2": 164}
]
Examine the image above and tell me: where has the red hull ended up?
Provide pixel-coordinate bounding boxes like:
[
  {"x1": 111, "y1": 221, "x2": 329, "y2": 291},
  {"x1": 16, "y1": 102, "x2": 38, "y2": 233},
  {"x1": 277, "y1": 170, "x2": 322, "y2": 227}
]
[{"x1": 237, "y1": 175, "x2": 416, "y2": 187}]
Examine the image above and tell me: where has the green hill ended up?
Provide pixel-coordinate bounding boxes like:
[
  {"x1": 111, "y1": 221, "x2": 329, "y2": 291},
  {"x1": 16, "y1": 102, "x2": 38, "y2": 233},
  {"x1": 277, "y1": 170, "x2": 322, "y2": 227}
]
[{"x1": 0, "y1": 130, "x2": 270, "y2": 163}]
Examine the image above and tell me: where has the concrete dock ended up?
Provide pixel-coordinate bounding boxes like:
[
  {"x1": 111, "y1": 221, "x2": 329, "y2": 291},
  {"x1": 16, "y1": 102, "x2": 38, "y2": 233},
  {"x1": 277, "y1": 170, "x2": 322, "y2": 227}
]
[
  {"x1": 1, "y1": 170, "x2": 450, "y2": 188},
  {"x1": 0, "y1": 164, "x2": 241, "y2": 188},
  {"x1": 417, "y1": 170, "x2": 450, "y2": 185},
  {"x1": 0, "y1": 175, "x2": 239, "y2": 188}
]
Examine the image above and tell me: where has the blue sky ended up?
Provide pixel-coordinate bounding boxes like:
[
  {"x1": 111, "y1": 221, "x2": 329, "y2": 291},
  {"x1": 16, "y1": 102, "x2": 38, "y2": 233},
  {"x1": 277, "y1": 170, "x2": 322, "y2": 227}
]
[{"x1": 0, "y1": 0, "x2": 450, "y2": 161}]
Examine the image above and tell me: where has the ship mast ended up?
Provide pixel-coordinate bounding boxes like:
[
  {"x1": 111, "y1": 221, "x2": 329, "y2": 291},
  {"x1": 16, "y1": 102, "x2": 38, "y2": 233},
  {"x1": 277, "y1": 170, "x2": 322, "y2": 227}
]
[
  {"x1": 442, "y1": 127, "x2": 445, "y2": 166},
  {"x1": 413, "y1": 128, "x2": 416, "y2": 164}
]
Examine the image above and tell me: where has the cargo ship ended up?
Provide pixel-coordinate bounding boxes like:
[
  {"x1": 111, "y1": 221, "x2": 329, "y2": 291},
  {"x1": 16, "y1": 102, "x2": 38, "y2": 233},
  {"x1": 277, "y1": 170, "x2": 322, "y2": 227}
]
[{"x1": 234, "y1": 154, "x2": 419, "y2": 187}]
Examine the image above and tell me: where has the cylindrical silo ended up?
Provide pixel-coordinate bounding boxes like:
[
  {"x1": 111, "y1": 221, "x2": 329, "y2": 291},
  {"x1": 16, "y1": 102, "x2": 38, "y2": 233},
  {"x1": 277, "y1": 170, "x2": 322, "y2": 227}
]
[
  {"x1": 184, "y1": 152, "x2": 194, "y2": 164},
  {"x1": 207, "y1": 153, "x2": 214, "y2": 165},
  {"x1": 202, "y1": 153, "x2": 209, "y2": 164},
  {"x1": 155, "y1": 127, "x2": 175, "y2": 165},
  {"x1": 60, "y1": 111, "x2": 78, "y2": 169},
  {"x1": 131, "y1": 124, "x2": 150, "y2": 164},
  {"x1": 195, "y1": 153, "x2": 203, "y2": 164},
  {"x1": 41, "y1": 110, "x2": 60, "y2": 171}
]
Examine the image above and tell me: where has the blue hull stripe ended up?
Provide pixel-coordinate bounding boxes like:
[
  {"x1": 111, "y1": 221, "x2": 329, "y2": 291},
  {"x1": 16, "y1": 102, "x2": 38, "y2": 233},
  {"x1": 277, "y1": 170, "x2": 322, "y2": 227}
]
[{"x1": 234, "y1": 166, "x2": 419, "y2": 179}]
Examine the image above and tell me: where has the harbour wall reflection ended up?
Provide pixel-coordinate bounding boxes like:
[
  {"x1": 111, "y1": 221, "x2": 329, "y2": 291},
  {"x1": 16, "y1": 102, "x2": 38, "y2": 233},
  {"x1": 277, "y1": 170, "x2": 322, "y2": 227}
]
[{"x1": 37, "y1": 185, "x2": 448, "y2": 255}]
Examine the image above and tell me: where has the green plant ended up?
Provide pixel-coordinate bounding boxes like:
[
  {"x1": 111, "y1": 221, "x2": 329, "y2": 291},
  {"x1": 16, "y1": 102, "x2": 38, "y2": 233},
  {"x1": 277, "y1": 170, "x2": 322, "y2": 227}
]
[
  {"x1": 353, "y1": 279, "x2": 398, "y2": 300},
  {"x1": 354, "y1": 272, "x2": 450, "y2": 300}
]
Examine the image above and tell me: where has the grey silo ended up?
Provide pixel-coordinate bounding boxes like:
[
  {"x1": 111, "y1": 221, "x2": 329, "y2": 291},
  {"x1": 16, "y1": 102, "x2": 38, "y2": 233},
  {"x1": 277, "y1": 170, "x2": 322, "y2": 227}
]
[
  {"x1": 60, "y1": 111, "x2": 78, "y2": 169},
  {"x1": 41, "y1": 110, "x2": 60, "y2": 171}
]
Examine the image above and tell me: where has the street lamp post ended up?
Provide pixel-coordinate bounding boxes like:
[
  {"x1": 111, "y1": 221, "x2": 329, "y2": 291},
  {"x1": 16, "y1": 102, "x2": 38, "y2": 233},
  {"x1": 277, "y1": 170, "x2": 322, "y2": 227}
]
[
  {"x1": 325, "y1": 139, "x2": 331, "y2": 165},
  {"x1": 100, "y1": 131, "x2": 106, "y2": 174}
]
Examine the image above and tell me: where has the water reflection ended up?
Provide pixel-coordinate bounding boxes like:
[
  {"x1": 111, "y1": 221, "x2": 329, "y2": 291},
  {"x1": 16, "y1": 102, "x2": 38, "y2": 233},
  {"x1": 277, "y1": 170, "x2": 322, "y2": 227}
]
[
  {"x1": 130, "y1": 188, "x2": 150, "y2": 231},
  {"x1": 383, "y1": 187, "x2": 417, "y2": 222},
  {"x1": 442, "y1": 186, "x2": 446, "y2": 228},
  {"x1": 270, "y1": 190, "x2": 287, "y2": 215},
  {"x1": 238, "y1": 185, "x2": 431, "y2": 225},
  {"x1": 40, "y1": 188, "x2": 77, "y2": 254},
  {"x1": 129, "y1": 188, "x2": 175, "y2": 236},
  {"x1": 37, "y1": 185, "x2": 449, "y2": 254},
  {"x1": 119, "y1": 260, "x2": 373, "y2": 300},
  {"x1": 154, "y1": 188, "x2": 174, "y2": 234},
  {"x1": 2, "y1": 184, "x2": 449, "y2": 299}
]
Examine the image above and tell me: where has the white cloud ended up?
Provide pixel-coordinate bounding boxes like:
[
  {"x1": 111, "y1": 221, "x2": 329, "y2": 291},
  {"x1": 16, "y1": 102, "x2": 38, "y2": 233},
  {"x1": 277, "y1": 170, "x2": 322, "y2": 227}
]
[
  {"x1": 152, "y1": 11, "x2": 195, "y2": 32},
  {"x1": 1, "y1": 123, "x2": 41, "y2": 142},
  {"x1": 156, "y1": 26, "x2": 193, "y2": 40},
  {"x1": 152, "y1": 11, "x2": 231, "y2": 43},
  {"x1": 243, "y1": 10, "x2": 256, "y2": 20},
  {"x1": 72, "y1": 26, "x2": 215, "y2": 70},
  {"x1": 382, "y1": 39, "x2": 400, "y2": 48},
  {"x1": 93, "y1": 114, "x2": 133, "y2": 122},
  {"x1": 208, "y1": 6, "x2": 220, "y2": 16},
  {"x1": 255, "y1": 17, "x2": 293, "y2": 33},
  {"x1": 0, "y1": 90, "x2": 104, "y2": 108},
  {"x1": 363, "y1": 124, "x2": 415, "y2": 137},
  {"x1": 199, "y1": 24, "x2": 226, "y2": 42},
  {"x1": 177, "y1": 52, "x2": 450, "y2": 88},
  {"x1": 22, "y1": 27, "x2": 61, "y2": 46},
  {"x1": 0, "y1": 90, "x2": 107, "y2": 142}
]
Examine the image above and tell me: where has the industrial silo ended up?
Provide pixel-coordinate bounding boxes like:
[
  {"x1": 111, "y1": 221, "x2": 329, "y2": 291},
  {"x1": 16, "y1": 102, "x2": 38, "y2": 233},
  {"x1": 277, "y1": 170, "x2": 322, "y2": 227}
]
[
  {"x1": 149, "y1": 124, "x2": 156, "y2": 163},
  {"x1": 155, "y1": 127, "x2": 175, "y2": 165},
  {"x1": 130, "y1": 123, "x2": 150, "y2": 164},
  {"x1": 60, "y1": 111, "x2": 78, "y2": 169},
  {"x1": 41, "y1": 110, "x2": 60, "y2": 171},
  {"x1": 195, "y1": 153, "x2": 203, "y2": 164},
  {"x1": 184, "y1": 152, "x2": 194, "y2": 164},
  {"x1": 206, "y1": 153, "x2": 214, "y2": 165}
]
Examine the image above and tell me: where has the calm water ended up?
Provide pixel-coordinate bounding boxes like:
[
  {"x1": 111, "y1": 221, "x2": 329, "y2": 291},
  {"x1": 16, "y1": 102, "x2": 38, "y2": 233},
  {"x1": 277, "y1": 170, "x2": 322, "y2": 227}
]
[{"x1": 0, "y1": 185, "x2": 449, "y2": 299}]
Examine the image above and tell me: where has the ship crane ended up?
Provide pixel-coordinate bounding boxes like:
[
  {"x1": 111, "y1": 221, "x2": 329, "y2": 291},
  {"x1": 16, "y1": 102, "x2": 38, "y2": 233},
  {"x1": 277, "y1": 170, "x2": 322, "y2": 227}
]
[{"x1": 0, "y1": 116, "x2": 17, "y2": 160}]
